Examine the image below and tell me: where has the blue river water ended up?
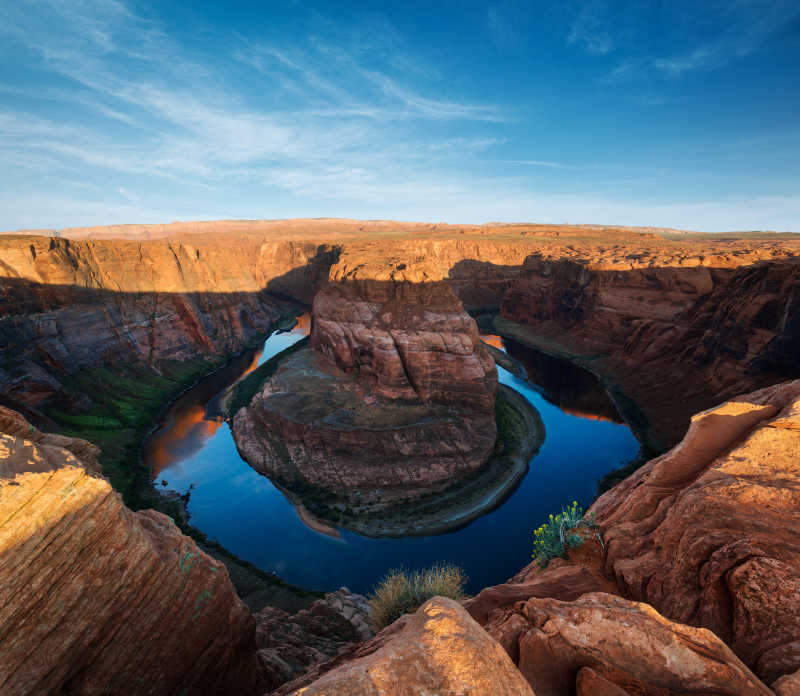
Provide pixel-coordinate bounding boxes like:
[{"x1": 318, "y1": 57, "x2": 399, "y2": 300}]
[{"x1": 145, "y1": 317, "x2": 639, "y2": 595}]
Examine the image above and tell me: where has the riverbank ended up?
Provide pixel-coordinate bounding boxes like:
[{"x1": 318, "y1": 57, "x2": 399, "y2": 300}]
[
  {"x1": 242, "y1": 382, "x2": 545, "y2": 538},
  {"x1": 45, "y1": 311, "x2": 323, "y2": 612}
]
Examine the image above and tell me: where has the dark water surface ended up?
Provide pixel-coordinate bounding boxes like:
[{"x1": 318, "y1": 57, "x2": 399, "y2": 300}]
[{"x1": 144, "y1": 317, "x2": 639, "y2": 595}]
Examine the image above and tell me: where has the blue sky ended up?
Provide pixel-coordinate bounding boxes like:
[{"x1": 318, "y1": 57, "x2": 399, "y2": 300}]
[{"x1": 1, "y1": 0, "x2": 799, "y2": 231}]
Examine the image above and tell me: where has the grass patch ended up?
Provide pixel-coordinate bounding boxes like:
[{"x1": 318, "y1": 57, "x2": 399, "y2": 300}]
[
  {"x1": 532, "y1": 501, "x2": 595, "y2": 569},
  {"x1": 47, "y1": 359, "x2": 219, "y2": 510},
  {"x1": 227, "y1": 336, "x2": 309, "y2": 417},
  {"x1": 494, "y1": 390, "x2": 526, "y2": 457},
  {"x1": 368, "y1": 563, "x2": 467, "y2": 630}
]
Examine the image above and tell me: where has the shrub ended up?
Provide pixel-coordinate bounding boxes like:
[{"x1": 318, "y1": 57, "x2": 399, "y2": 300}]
[
  {"x1": 368, "y1": 563, "x2": 467, "y2": 630},
  {"x1": 532, "y1": 500, "x2": 595, "y2": 569}
]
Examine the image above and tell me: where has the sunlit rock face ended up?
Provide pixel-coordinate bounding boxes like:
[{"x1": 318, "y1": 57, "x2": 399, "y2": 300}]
[
  {"x1": 274, "y1": 597, "x2": 535, "y2": 696},
  {"x1": 0, "y1": 406, "x2": 263, "y2": 696},
  {"x1": 233, "y1": 278, "x2": 498, "y2": 519},
  {"x1": 464, "y1": 379, "x2": 800, "y2": 690},
  {"x1": 311, "y1": 279, "x2": 497, "y2": 413}
]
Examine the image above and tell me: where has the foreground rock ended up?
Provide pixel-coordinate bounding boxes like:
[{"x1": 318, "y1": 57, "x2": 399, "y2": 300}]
[
  {"x1": 503, "y1": 593, "x2": 771, "y2": 696},
  {"x1": 277, "y1": 597, "x2": 534, "y2": 696},
  {"x1": 465, "y1": 379, "x2": 800, "y2": 690},
  {"x1": 255, "y1": 589, "x2": 372, "y2": 687},
  {"x1": 592, "y1": 378, "x2": 800, "y2": 684},
  {"x1": 0, "y1": 407, "x2": 263, "y2": 695}
]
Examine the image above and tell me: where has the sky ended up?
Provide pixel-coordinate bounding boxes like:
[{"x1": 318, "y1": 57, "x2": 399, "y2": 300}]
[{"x1": 1, "y1": 0, "x2": 799, "y2": 232}]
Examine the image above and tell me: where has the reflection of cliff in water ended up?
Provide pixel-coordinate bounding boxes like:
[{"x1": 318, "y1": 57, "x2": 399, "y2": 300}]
[
  {"x1": 145, "y1": 344, "x2": 264, "y2": 477},
  {"x1": 502, "y1": 338, "x2": 624, "y2": 425}
]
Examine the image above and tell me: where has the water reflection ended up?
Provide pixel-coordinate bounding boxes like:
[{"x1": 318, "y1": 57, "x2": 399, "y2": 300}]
[
  {"x1": 145, "y1": 319, "x2": 640, "y2": 594},
  {"x1": 502, "y1": 337, "x2": 623, "y2": 424}
]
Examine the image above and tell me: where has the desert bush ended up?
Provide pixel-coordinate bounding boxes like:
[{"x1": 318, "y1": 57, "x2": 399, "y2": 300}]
[
  {"x1": 368, "y1": 563, "x2": 467, "y2": 630},
  {"x1": 532, "y1": 500, "x2": 595, "y2": 568}
]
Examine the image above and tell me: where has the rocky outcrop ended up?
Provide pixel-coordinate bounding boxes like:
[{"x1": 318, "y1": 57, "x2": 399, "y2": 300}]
[
  {"x1": 592, "y1": 378, "x2": 800, "y2": 684},
  {"x1": 311, "y1": 279, "x2": 497, "y2": 412},
  {"x1": 276, "y1": 597, "x2": 535, "y2": 696},
  {"x1": 497, "y1": 592, "x2": 771, "y2": 696},
  {"x1": 0, "y1": 407, "x2": 263, "y2": 695},
  {"x1": 464, "y1": 379, "x2": 800, "y2": 690},
  {"x1": 254, "y1": 589, "x2": 372, "y2": 687},
  {"x1": 232, "y1": 278, "x2": 500, "y2": 527}
]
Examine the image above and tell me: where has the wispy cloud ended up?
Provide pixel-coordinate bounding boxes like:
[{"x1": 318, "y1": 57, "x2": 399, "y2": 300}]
[
  {"x1": 602, "y1": 0, "x2": 800, "y2": 81},
  {"x1": 568, "y1": 0, "x2": 615, "y2": 55},
  {"x1": 502, "y1": 160, "x2": 573, "y2": 169}
]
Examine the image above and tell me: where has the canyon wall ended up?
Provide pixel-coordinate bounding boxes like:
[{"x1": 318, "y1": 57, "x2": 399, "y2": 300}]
[
  {"x1": 0, "y1": 406, "x2": 263, "y2": 696},
  {"x1": 0, "y1": 235, "x2": 337, "y2": 414},
  {"x1": 464, "y1": 378, "x2": 800, "y2": 692},
  {"x1": 2, "y1": 226, "x2": 799, "y2": 452}
]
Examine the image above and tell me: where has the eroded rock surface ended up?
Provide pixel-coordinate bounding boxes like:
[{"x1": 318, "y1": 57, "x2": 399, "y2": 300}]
[
  {"x1": 0, "y1": 409, "x2": 263, "y2": 696},
  {"x1": 465, "y1": 379, "x2": 800, "y2": 690},
  {"x1": 592, "y1": 378, "x2": 800, "y2": 684},
  {"x1": 278, "y1": 597, "x2": 534, "y2": 696},
  {"x1": 232, "y1": 278, "x2": 499, "y2": 525},
  {"x1": 507, "y1": 593, "x2": 771, "y2": 696}
]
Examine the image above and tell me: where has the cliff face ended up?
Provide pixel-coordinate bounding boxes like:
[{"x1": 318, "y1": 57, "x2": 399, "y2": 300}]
[
  {"x1": 498, "y1": 256, "x2": 800, "y2": 449},
  {"x1": 2, "y1": 228, "x2": 799, "y2": 451},
  {"x1": 0, "y1": 235, "x2": 337, "y2": 412},
  {"x1": 464, "y1": 379, "x2": 800, "y2": 692},
  {"x1": 0, "y1": 406, "x2": 262, "y2": 696},
  {"x1": 232, "y1": 278, "x2": 498, "y2": 518},
  {"x1": 311, "y1": 279, "x2": 497, "y2": 412}
]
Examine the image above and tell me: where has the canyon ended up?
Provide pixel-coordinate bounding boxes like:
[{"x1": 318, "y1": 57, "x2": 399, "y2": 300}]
[
  {"x1": 230, "y1": 275, "x2": 509, "y2": 534},
  {"x1": 1, "y1": 219, "x2": 799, "y2": 695}
]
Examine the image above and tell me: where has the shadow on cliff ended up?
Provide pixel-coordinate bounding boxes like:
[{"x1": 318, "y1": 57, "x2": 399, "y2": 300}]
[{"x1": 448, "y1": 255, "x2": 800, "y2": 451}]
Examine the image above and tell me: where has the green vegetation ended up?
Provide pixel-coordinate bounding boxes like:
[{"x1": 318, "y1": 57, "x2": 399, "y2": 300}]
[
  {"x1": 532, "y1": 501, "x2": 595, "y2": 568},
  {"x1": 493, "y1": 389, "x2": 527, "y2": 457},
  {"x1": 226, "y1": 336, "x2": 309, "y2": 417},
  {"x1": 47, "y1": 359, "x2": 218, "y2": 511},
  {"x1": 368, "y1": 564, "x2": 467, "y2": 630}
]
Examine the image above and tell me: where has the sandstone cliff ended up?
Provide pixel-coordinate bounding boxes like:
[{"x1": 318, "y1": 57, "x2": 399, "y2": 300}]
[
  {"x1": 0, "y1": 406, "x2": 262, "y2": 695},
  {"x1": 465, "y1": 379, "x2": 800, "y2": 692},
  {"x1": 232, "y1": 278, "x2": 499, "y2": 528},
  {"x1": 2, "y1": 225, "x2": 799, "y2": 453}
]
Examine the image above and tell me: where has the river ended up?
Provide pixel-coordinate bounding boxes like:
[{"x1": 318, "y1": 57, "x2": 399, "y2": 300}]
[{"x1": 143, "y1": 314, "x2": 639, "y2": 595}]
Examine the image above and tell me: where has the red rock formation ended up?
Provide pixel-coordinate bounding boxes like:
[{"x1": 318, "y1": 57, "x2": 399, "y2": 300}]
[
  {"x1": 0, "y1": 235, "x2": 337, "y2": 410},
  {"x1": 0, "y1": 407, "x2": 263, "y2": 695},
  {"x1": 2, "y1": 225, "x2": 799, "y2": 448},
  {"x1": 311, "y1": 279, "x2": 497, "y2": 412},
  {"x1": 232, "y1": 284, "x2": 498, "y2": 510},
  {"x1": 591, "y1": 378, "x2": 800, "y2": 684},
  {"x1": 463, "y1": 379, "x2": 800, "y2": 690},
  {"x1": 503, "y1": 592, "x2": 771, "y2": 696},
  {"x1": 497, "y1": 257, "x2": 800, "y2": 449},
  {"x1": 274, "y1": 597, "x2": 535, "y2": 696},
  {"x1": 232, "y1": 269, "x2": 499, "y2": 517}
]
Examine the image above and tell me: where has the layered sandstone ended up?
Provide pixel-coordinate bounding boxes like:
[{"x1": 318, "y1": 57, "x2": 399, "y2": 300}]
[
  {"x1": 0, "y1": 235, "x2": 337, "y2": 412},
  {"x1": 497, "y1": 592, "x2": 771, "y2": 696},
  {"x1": 2, "y1": 225, "x2": 799, "y2": 450},
  {"x1": 311, "y1": 279, "x2": 497, "y2": 412},
  {"x1": 0, "y1": 407, "x2": 263, "y2": 695},
  {"x1": 276, "y1": 597, "x2": 535, "y2": 696},
  {"x1": 592, "y1": 378, "x2": 800, "y2": 684},
  {"x1": 465, "y1": 379, "x2": 800, "y2": 689},
  {"x1": 232, "y1": 279, "x2": 500, "y2": 528}
]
